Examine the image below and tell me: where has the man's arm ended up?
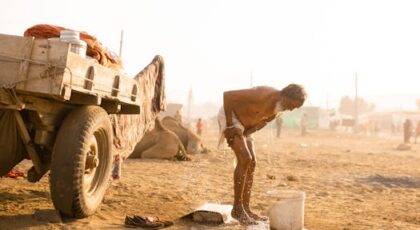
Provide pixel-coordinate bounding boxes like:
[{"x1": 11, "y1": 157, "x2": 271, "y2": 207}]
[
  {"x1": 243, "y1": 120, "x2": 268, "y2": 136},
  {"x1": 223, "y1": 91, "x2": 235, "y2": 128},
  {"x1": 243, "y1": 114, "x2": 277, "y2": 136},
  {"x1": 223, "y1": 91, "x2": 243, "y2": 146}
]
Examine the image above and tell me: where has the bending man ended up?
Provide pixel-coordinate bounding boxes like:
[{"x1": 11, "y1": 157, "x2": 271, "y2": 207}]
[{"x1": 218, "y1": 84, "x2": 306, "y2": 225}]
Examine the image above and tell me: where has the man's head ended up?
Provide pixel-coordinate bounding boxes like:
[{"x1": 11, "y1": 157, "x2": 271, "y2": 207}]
[{"x1": 280, "y1": 84, "x2": 307, "y2": 111}]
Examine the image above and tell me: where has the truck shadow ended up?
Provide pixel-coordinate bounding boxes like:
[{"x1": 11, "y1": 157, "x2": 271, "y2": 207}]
[
  {"x1": 0, "y1": 190, "x2": 49, "y2": 201},
  {"x1": 0, "y1": 212, "x2": 58, "y2": 229}
]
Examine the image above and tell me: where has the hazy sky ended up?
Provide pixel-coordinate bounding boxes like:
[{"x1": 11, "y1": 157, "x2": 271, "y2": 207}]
[{"x1": 2, "y1": 0, "x2": 420, "y2": 110}]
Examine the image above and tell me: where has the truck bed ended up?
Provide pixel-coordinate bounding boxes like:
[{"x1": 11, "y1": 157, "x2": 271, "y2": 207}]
[{"x1": 0, "y1": 33, "x2": 140, "y2": 114}]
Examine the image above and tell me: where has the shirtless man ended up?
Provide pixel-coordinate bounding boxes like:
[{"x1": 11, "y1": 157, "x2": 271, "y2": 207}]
[{"x1": 218, "y1": 84, "x2": 306, "y2": 225}]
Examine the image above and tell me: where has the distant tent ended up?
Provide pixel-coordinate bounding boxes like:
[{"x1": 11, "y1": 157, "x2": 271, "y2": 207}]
[{"x1": 281, "y1": 106, "x2": 330, "y2": 129}]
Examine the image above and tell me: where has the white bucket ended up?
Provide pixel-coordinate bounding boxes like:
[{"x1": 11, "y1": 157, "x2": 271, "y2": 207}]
[
  {"x1": 268, "y1": 190, "x2": 305, "y2": 230},
  {"x1": 60, "y1": 30, "x2": 80, "y2": 40},
  {"x1": 59, "y1": 30, "x2": 87, "y2": 58}
]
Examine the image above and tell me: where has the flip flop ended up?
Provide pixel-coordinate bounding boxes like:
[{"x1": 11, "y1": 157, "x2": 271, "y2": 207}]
[{"x1": 125, "y1": 215, "x2": 173, "y2": 229}]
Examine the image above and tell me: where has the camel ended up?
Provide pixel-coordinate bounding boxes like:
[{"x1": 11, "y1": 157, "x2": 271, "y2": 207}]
[
  {"x1": 161, "y1": 116, "x2": 208, "y2": 154},
  {"x1": 128, "y1": 118, "x2": 191, "y2": 160}
]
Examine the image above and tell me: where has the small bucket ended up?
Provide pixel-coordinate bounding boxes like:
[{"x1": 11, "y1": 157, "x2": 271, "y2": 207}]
[
  {"x1": 59, "y1": 30, "x2": 87, "y2": 57},
  {"x1": 268, "y1": 190, "x2": 305, "y2": 230}
]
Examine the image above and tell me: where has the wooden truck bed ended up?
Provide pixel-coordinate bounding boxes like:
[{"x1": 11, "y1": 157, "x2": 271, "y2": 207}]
[{"x1": 0, "y1": 33, "x2": 140, "y2": 114}]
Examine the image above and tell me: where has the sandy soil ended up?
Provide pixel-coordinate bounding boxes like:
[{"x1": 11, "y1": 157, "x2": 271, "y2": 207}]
[{"x1": 1, "y1": 125, "x2": 420, "y2": 230}]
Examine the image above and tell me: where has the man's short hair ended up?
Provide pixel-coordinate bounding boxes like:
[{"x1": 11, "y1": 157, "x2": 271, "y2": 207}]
[{"x1": 281, "y1": 84, "x2": 307, "y2": 102}]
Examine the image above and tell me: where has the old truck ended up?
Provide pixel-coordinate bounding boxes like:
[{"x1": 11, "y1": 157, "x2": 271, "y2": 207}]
[{"x1": 0, "y1": 33, "x2": 165, "y2": 218}]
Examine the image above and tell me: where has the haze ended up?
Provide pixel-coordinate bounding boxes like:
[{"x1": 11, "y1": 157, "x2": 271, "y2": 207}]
[{"x1": 2, "y1": 0, "x2": 420, "y2": 111}]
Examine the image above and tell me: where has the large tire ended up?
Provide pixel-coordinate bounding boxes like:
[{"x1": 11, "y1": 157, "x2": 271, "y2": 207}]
[{"x1": 50, "y1": 106, "x2": 113, "y2": 218}]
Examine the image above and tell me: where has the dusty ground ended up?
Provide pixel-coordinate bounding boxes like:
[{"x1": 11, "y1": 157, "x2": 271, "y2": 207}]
[{"x1": 1, "y1": 125, "x2": 420, "y2": 230}]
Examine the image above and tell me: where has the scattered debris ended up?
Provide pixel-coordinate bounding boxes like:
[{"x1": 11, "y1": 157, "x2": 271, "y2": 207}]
[
  {"x1": 266, "y1": 174, "x2": 276, "y2": 180},
  {"x1": 5, "y1": 169, "x2": 25, "y2": 179},
  {"x1": 286, "y1": 175, "x2": 298, "y2": 182},
  {"x1": 277, "y1": 182, "x2": 288, "y2": 187}
]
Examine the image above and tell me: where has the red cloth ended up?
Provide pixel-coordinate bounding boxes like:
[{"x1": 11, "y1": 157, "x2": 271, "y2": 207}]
[{"x1": 6, "y1": 170, "x2": 24, "y2": 178}]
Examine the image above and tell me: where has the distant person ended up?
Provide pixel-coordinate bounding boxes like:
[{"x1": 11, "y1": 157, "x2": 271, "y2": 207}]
[
  {"x1": 174, "y1": 110, "x2": 182, "y2": 123},
  {"x1": 373, "y1": 120, "x2": 379, "y2": 135},
  {"x1": 196, "y1": 118, "x2": 204, "y2": 136},
  {"x1": 403, "y1": 118, "x2": 413, "y2": 143},
  {"x1": 218, "y1": 84, "x2": 306, "y2": 225},
  {"x1": 415, "y1": 121, "x2": 420, "y2": 143},
  {"x1": 275, "y1": 117, "x2": 283, "y2": 138},
  {"x1": 391, "y1": 122, "x2": 396, "y2": 135},
  {"x1": 300, "y1": 113, "x2": 307, "y2": 136}
]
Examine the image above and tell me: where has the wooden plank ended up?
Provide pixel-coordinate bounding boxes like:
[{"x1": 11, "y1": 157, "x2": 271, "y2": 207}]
[
  {"x1": 20, "y1": 94, "x2": 74, "y2": 114},
  {"x1": 69, "y1": 91, "x2": 101, "y2": 105},
  {"x1": 0, "y1": 34, "x2": 32, "y2": 86},
  {"x1": 0, "y1": 34, "x2": 139, "y2": 111},
  {"x1": 20, "y1": 37, "x2": 35, "y2": 90},
  {"x1": 120, "y1": 104, "x2": 140, "y2": 114},
  {"x1": 0, "y1": 34, "x2": 69, "y2": 95},
  {"x1": 14, "y1": 111, "x2": 43, "y2": 174},
  {"x1": 101, "y1": 100, "x2": 121, "y2": 113},
  {"x1": 16, "y1": 39, "x2": 69, "y2": 95},
  {"x1": 64, "y1": 52, "x2": 138, "y2": 105}
]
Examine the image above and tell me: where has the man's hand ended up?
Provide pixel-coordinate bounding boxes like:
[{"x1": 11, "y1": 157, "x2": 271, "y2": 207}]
[{"x1": 224, "y1": 127, "x2": 243, "y2": 147}]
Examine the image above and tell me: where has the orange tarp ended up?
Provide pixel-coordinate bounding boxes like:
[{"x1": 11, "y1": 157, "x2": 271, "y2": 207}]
[{"x1": 24, "y1": 24, "x2": 123, "y2": 71}]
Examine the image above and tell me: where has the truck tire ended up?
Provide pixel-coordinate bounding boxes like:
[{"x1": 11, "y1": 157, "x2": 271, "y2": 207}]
[{"x1": 50, "y1": 106, "x2": 113, "y2": 218}]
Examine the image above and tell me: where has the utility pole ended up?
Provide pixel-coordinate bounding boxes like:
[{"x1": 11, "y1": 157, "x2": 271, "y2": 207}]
[
  {"x1": 187, "y1": 87, "x2": 193, "y2": 120},
  {"x1": 119, "y1": 30, "x2": 124, "y2": 59},
  {"x1": 250, "y1": 71, "x2": 254, "y2": 87},
  {"x1": 326, "y1": 93, "x2": 329, "y2": 110},
  {"x1": 354, "y1": 72, "x2": 358, "y2": 128}
]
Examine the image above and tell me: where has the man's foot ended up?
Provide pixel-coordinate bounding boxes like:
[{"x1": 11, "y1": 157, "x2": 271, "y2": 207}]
[
  {"x1": 245, "y1": 209, "x2": 268, "y2": 221},
  {"x1": 231, "y1": 208, "x2": 257, "y2": 225}
]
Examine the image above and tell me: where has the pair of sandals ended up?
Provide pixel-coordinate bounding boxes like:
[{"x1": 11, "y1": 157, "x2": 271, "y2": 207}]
[{"x1": 125, "y1": 215, "x2": 173, "y2": 229}]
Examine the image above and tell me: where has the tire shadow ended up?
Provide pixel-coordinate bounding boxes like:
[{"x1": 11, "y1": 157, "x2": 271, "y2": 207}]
[{"x1": 0, "y1": 210, "x2": 63, "y2": 229}]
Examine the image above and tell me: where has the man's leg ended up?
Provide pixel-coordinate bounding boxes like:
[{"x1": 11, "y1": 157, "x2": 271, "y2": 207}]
[
  {"x1": 229, "y1": 135, "x2": 256, "y2": 225},
  {"x1": 243, "y1": 138, "x2": 268, "y2": 221}
]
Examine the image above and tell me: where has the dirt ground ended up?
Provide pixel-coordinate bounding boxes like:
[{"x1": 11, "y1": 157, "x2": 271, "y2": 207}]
[{"x1": 0, "y1": 124, "x2": 420, "y2": 230}]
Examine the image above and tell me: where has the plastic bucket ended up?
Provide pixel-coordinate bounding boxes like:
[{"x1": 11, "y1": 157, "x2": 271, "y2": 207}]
[
  {"x1": 268, "y1": 190, "x2": 305, "y2": 230},
  {"x1": 60, "y1": 30, "x2": 80, "y2": 40},
  {"x1": 59, "y1": 30, "x2": 87, "y2": 57}
]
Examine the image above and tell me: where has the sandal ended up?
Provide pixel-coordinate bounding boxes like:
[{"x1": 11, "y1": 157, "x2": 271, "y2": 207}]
[{"x1": 125, "y1": 215, "x2": 173, "y2": 229}]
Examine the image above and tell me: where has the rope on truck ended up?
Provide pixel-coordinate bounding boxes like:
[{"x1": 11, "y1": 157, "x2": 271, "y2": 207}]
[{"x1": 0, "y1": 52, "x2": 137, "y2": 100}]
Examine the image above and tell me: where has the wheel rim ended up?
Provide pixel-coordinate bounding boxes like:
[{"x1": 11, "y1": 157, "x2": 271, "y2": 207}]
[{"x1": 83, "y1": 129, "x2": 108, "y2": 198}]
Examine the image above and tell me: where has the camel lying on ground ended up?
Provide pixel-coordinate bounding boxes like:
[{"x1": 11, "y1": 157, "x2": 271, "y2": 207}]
[
  {"x1": 161, "y1": 116, "x2": 209, "y2": 154},
  {"x1": 128, "y1": 118, "x2": 191, "y2": 160}
]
